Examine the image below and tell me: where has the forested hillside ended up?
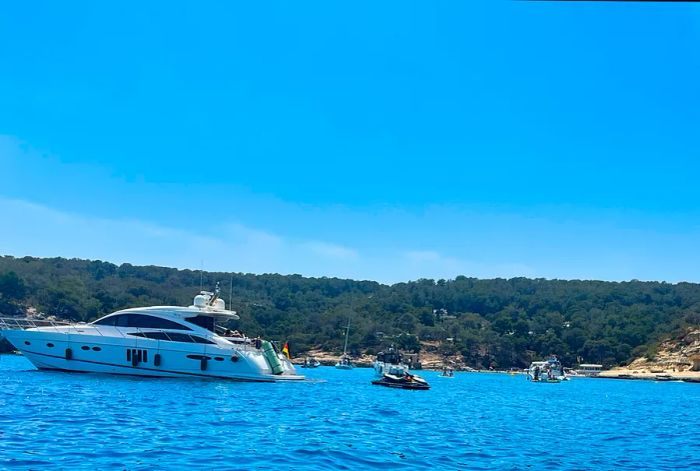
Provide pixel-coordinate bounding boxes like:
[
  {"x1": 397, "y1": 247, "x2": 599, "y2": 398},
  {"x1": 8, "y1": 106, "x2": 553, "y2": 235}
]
[{"x1": 1, "y1": 255, "x2": 699, "y2": 368}]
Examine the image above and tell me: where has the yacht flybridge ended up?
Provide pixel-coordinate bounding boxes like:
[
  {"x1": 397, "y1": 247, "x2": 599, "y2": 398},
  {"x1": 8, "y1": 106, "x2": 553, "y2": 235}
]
[{"x1": 0, "y1": 289, "x2": 304, "y2": 382}]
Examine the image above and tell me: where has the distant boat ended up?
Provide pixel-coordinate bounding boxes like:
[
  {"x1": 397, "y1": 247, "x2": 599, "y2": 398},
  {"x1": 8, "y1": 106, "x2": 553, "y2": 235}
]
[
  {"x1": 527, "y1": 356, "x2": 566, "y2": 383},
  {"x1": 335, "y1": 318, "x2": 354, "y2": 370},
  {"x1": 372, "y1": 346, "x2": 429, "y2": 390},
  {"x1": 301, "y1": 357, "x2": 321, "y2": 368},
  {"x1": 335, "y1": 356, "x2": 353, "y2": 369}
]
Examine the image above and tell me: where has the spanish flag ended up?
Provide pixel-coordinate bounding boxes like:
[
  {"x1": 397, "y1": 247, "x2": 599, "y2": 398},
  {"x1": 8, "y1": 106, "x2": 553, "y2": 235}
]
[{"x1": 282, "y1": 342, "x2": 290, "y2": 359}]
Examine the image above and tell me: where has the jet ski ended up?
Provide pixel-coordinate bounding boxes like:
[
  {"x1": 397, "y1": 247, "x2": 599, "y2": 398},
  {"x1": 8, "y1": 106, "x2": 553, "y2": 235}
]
[
  {"x1": 371, "y1": 346, "x2": 430, "y2": 390},
  {"x1": 372, "y1": 372, "x2": 430, "y2": 390}
]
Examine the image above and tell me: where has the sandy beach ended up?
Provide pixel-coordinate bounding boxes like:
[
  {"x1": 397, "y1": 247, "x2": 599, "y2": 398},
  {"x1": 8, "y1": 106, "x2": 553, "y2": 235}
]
[{"x1": 598, "y1": 368, "x2": 700, "y2": 383}]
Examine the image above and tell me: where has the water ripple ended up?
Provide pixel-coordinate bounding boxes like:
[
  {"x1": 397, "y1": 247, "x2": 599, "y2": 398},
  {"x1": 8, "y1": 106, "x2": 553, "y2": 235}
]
[{"x1": 1, "y1": 355, "x2": 699, "y2": 469}]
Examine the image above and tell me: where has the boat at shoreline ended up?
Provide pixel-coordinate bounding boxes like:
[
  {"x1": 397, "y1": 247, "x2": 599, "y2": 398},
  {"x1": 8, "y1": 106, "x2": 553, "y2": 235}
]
[
  {"x1": 301, "y1": 357, "x2": 321, "y2": 368},
  {"x1": 527, "y1": 356, "x2": 566, "y2": 383},
  {"x1": 372, "y1": 346, "x2": 430, "y2": 390},
  {"x1": 0, "y1": 287, "x2": 304, "y2": 382},
  {"x1": 335, "y1": 318, "x2": 354, "y2": 370},
  {"x1": 575, "y1": 363, "x2": 603, "y2": 377}
]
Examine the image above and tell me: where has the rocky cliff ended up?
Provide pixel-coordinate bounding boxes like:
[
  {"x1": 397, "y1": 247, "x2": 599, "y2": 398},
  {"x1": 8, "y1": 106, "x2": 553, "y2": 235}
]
[
  {"x1": 599, "y1": 328, "x2": 700, "y2": 381},
  {"x1": 626, "y1": 329, "x2": 700, "y2": 373}
]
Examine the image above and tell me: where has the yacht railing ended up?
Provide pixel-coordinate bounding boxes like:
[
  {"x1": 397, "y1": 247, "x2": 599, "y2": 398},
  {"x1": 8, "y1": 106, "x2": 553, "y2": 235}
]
[
  {"x1": 0, "y1": 317, "x2": 127, "y2": 338},
  {"x1": 0, "y1": 317, "x2": 73, "y2": 331}
]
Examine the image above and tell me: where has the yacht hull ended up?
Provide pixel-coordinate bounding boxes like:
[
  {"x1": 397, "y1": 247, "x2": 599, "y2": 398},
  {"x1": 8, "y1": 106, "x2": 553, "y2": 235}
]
[{"x1": 2, "y1": 329, "x2": 304, "y2": 382}]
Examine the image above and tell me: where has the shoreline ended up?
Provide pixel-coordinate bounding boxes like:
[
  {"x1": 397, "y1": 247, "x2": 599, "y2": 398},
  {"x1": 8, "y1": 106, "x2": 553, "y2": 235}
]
[
  {"x1": 4, "y1": 351, "x2": 700, "y2": 382},
  {"x1": 597, "y1": 369, "x2": 700, "y2": 383},
  {"x1": 294, "y1": 353, "x2": 700, "y2": 383}
]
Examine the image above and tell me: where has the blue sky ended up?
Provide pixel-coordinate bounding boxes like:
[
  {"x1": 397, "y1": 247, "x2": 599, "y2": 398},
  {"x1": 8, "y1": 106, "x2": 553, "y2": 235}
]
[{"x1": 1, "y1": 1, "x2": 699, "y2": 283}]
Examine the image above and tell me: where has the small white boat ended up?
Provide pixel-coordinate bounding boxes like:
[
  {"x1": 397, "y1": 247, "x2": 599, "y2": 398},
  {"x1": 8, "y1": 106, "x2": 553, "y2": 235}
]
[
  {"x1": 0, "y1": 287, "x2": 304, "y2": 382},
  {"x1": 527, "y1": 356, "x2": 566, "y2": 383}
]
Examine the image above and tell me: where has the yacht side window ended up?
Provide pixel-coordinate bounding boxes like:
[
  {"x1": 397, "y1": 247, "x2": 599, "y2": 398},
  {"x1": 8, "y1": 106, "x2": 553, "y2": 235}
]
[
  {"x1": 165, "y1": 333, "x2": 194, "y2": 343},
  {"x1": 186, "y1": 316, "x2": 215, "y2": 332},
  {"x1": 159, "y1": 332, "x2": 216, "y2": 344},
  {"x1": 94, "y1": 314, "x2": 191, "y2": 331},
  {"x1": 125, "y1": 331, "x2": 213, "y2": 343},
  {"x1": 144, "y1": 332, "x2": 170, "y2": 341},
  {"x1": 128, "y1": 315, "x2": 192, "y2": 330},
  {"x1": 93, "y1": 316, "x2": 117, "y2": 326}
]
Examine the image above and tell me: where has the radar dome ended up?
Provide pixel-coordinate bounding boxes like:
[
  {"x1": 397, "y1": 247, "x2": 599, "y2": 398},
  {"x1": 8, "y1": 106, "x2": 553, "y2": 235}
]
[
  {"x1": 213, "y1": 298, "x2": 225, "y2": 311},
  {"x1": 193, "y1": 294, "x2": 208, "y2": 308}
]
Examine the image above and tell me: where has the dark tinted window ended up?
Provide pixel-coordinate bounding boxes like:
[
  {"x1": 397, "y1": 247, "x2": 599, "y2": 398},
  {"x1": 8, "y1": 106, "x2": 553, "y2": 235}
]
[
  {"x1": 128, "y1": 332, "x2": 146, "y2": 338},
  {"x1": 94, "y1": 315, "x2": 117, "y2": 326},
  {"x1": 145, "y1": 332, "x2": 170, "y2": 341},
  {"x1": 96, "y1": 314, "x2": 191, "y2": 330},
  {"x1": 186, "y1": 354, "x2": 211, "y2": 360},
  {"x1": 190, "y1": 336, "x2": 215, "y2": 345},
  {"x1": 93, "y1": 314, "x2": 128, "y2": 326},
  {"x1": 186, "y1": 316, "x2": 215, "y2": 332},
  {"x1": 165, "y1": 333, "x2": 194, "y2": 343},
  {"x1": 129, "y1": 314, "x2": 190, "y2": 330}
]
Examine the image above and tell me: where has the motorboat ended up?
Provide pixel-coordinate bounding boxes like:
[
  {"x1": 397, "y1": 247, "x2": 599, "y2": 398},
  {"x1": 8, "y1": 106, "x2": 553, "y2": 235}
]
[
  {"x1": 0, "y1": 287, "x2": 304, "y2": 382},
  {"x1": 372, "y1": 373, "x2": 430, "y2": 390},
  {"x1": 372, "y1": 346, "x2": 429, "y2": 390},
  {"x1": 334, "y1": 318, "x2": 354, "y2": 369},
  {"x1": 527, "y1": 355, "x2": 566, "y2": 383},
  {"x1": 301, "y1": 357, "x2": 321, "y2": 368}
]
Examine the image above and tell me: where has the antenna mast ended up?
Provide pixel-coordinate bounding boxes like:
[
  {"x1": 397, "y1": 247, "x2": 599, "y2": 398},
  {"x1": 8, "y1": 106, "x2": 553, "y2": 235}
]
[
  {"x1": 229, "y1": 274, "x2": 233, "y2": 310},
  {"x1": 199, "y1": 260, "x2": 203, "y2": 291}
]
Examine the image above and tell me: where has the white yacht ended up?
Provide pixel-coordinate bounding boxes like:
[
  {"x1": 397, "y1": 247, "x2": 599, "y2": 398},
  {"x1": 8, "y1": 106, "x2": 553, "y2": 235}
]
[{"x1": 0, "y1": 289, "x2": 304, "y2": 382}]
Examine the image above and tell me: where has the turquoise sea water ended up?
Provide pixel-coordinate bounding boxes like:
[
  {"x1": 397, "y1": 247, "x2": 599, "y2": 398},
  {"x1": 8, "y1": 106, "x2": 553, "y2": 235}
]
[{"x1": 1, "y1": 354, "x2": 699, "y2": 470}]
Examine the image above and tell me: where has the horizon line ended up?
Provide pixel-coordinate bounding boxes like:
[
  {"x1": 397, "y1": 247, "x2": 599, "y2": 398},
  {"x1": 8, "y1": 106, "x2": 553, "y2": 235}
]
[{"x1": 1, "y1": 253, "x2": 693, "y2": 287}]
